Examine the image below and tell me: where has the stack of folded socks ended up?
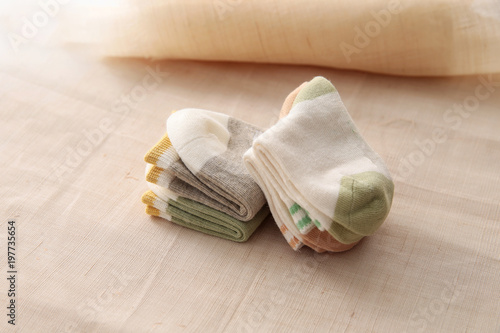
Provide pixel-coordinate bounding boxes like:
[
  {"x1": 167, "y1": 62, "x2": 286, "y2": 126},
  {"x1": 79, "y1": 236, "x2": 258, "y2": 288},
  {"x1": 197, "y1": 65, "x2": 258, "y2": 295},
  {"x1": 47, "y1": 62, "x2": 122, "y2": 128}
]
[
  {"x1": 142, "y1": 108, "x2": 269, "y2": 242},
  {"x1": 243, "y1": 77, "x2": 395, "y2": 252}
]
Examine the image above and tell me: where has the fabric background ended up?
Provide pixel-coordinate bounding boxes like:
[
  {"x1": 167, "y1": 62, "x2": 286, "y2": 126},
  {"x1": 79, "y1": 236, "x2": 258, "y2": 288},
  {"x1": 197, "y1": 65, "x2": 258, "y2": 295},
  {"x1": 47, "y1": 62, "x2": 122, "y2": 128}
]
[
  {"x1": 62, "y1": 0, "x2": 500, "y2": 76},
  {"x1": 1, "y1": 2, "x2": 500, "y2": 332}
]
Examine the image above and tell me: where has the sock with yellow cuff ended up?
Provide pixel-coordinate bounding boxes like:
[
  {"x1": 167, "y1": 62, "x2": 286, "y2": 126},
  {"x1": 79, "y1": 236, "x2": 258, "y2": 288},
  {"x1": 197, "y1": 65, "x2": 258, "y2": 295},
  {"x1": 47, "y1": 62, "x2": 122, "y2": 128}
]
[
  {"x1": 144, "y1": 109, "x2": 267, "y2": 221},
  {"x1": 142, "y1": 182, "x2": 269, "y2": 242}
]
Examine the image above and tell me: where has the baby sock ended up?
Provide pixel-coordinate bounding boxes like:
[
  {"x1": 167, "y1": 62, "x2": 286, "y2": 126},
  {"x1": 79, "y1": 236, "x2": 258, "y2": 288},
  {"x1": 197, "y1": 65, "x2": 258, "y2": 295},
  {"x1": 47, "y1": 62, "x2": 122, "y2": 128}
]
[
  {"x1": 145, "y1": 125, "x2": 265, "y2": 221},
  {"x1": 144, "y1": 132, "x2": 180, "y2": 169},
  {"x1": 146, "y1": 163, "x2": 244, "y2": 220},
  {"x1": 245, "y1": 76, "x2": 394, "y2": 244},
  {"x1": 166, "y1": 108, "x2": 267, "y2": 221},
  {"x1": 279, "y1": 80, "x2": 361, "y2": 251},
  {"x1": 144, "y1": 133, "x2": 233, "y2": 212},
  {"x1": 245, "y1": 149, "x2": 337, "y2": 253},
  {"x1": 245, "y1": 148, "x2": 357, "y2": 252},
  {"x1": 142, "y1": 182, "x2": 269, "y2": 242}
]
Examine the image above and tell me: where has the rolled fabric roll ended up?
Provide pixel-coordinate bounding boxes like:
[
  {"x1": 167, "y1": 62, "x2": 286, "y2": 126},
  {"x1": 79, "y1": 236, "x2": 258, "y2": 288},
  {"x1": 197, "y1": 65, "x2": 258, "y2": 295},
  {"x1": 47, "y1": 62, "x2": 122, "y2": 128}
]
[{"x1": 66, "y1": 0, "x2": 500, "y2": 76}]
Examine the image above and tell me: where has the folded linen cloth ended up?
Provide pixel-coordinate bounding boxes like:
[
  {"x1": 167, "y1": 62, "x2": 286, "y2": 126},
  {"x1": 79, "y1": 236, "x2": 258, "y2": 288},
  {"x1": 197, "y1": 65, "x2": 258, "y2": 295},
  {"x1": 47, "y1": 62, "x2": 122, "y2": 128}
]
[
  {"x1": 142, "y1": 182, "x2": 268, "y2": 242},
  {"x1": 244, "y1": 76, "x2": 394, "y2": 251}
]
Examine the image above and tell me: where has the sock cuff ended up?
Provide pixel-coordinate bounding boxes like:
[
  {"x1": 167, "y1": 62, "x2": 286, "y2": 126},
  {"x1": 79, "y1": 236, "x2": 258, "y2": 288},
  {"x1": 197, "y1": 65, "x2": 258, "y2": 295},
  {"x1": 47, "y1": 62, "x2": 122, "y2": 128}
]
[
  {"x1": 144, "y1": 132, "x2": 180, "y2": 169},
  {"x1": 142, "y1": 191, "x2": 173, "y2": 221},
  {"x1": 146, "y1": 179, "x2": 179, "y2": 202},
  {"x1": 142, "y1": 190, "x2": 176, "y2": 216},
  {"x1": 145, "y1": 205, "x2": 173, "y2": 221},
  {"x1": 146, "y1": 163, "x2": 176, "y2": 188},
  {"x1": 145, "y1": 205, "x2": 161, "y2": 217},
  {"x1": 141, "y1": 191, "x2": 157, "y2": 206}
]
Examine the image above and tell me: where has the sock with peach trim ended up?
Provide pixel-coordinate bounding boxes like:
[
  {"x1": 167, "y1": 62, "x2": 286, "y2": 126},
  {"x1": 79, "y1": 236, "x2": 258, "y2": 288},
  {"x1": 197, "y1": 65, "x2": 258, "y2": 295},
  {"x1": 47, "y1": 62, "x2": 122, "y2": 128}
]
[
  {"x1": 245, "y1": 76, "x2": 394, "y2": 246},
  {"x1": 278, "y1": 80, "x2": 360, "y2": 252}
]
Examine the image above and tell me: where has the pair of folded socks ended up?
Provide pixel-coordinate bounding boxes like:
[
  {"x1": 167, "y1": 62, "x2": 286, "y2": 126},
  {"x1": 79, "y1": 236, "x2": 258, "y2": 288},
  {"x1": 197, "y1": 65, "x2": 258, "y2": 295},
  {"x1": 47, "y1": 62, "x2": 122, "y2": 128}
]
[
  {"x1": 244, "y1": 77, "x2": 395, "y2": 252},
  {"x1": 142, "y1": 109, "x2": 269, "y2": 242}
]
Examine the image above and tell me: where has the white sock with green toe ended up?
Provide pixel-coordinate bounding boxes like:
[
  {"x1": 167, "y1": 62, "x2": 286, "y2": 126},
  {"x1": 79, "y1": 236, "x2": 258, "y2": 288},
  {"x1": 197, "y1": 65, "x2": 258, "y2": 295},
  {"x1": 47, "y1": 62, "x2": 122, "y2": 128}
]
[{"x1": 244, "y1": 76, "x2": 394, "y2": 244}]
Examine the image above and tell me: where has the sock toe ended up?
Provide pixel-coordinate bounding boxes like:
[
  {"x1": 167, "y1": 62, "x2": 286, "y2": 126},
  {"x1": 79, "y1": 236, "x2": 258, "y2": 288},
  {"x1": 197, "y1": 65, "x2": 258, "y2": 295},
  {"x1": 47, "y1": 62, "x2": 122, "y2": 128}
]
[
  {"x1": 332, "y1": 171, "x2": 394, "y2": 236},
  {"x1": 292, "y1": 76, "x2": 337, "y2": 108}
]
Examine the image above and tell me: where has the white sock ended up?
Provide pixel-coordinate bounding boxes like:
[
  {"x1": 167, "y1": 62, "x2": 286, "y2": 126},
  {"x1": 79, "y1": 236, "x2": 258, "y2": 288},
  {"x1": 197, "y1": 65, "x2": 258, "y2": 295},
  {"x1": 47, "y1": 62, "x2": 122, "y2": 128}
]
[
  {"x1": 244, "y1": 76, "x2": 394, "y2": 244},
  {"x1": 244, "y1": 149, "x2": 304, "y2": 250}
]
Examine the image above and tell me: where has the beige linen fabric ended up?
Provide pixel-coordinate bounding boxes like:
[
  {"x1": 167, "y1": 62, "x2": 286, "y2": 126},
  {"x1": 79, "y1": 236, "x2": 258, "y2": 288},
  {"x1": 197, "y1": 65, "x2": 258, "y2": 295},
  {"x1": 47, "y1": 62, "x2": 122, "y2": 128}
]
[
  {"x1": 1, "y1": 15, "x2": 500, "y2": 333},
  {"x1": 64, "y1": 0, "x2": 500, "y2": 76}
]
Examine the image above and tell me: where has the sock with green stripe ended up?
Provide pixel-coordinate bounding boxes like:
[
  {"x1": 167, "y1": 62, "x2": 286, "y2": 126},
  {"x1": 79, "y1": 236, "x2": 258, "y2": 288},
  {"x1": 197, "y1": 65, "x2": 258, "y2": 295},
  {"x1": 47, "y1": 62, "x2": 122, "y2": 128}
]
[
  {"x1": 144, "y1": 110, "x2": 266, "y2": 221},
  {"x1": 142, "y1": 182, "x2": 269, "y2": 242},
  {"x1": 165, "y1": 108, "x2": 267, "y2": 221},
  {"x1": 245, "y1": 147, "x2": 358, "y2": 252},
  {"x1": 244, "y1": 149, "x2": 318, "y2": 251},
  {"x1": 146, "y1": 163, "x2": 248, "y2": 221},
  {"x1": 244, "y1": 76, "x2": 394, "y2": 245},
  {"x1": 145, "y1": 133, "x2": 244, "y2": 219},
  {"x1": 277, "y1": 80, "x2": 361, "y2": 252}
]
